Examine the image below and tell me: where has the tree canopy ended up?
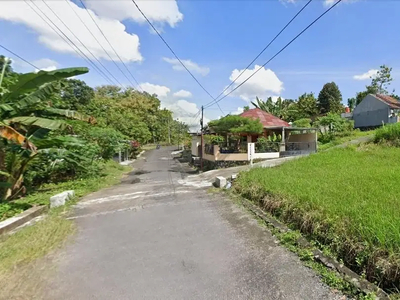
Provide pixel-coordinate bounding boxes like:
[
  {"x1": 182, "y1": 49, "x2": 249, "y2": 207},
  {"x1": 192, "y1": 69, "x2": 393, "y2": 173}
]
[
  {"x1": 317, "y1": 82, "x2": 343, "y2": 114},
  {"x1": 208, "y1": 115, "x2": 263, "y2": 135}
]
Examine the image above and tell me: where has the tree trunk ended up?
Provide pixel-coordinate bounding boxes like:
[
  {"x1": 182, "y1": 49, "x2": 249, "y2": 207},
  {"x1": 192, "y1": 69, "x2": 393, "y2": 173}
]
[{"x1": 0, "y1": 141, "x2": 5, "y2": 172}]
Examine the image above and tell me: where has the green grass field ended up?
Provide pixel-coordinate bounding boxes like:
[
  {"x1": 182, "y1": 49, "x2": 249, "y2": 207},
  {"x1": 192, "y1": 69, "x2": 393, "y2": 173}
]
[{"x1": 234, "y1": 144, "x2": 400, "y2": 291}]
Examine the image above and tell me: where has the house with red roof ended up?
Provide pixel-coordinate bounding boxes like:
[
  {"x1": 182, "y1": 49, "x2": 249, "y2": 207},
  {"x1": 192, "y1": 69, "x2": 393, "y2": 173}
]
[
  {"x1": 353, "y1": 94, "x2": 400, "y2": 128},
  {"x1": 199, "y1": 108, "x2": 317, "y2": 164}
]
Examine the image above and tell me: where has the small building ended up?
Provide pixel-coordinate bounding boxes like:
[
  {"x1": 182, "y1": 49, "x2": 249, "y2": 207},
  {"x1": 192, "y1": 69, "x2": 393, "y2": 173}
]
[
  {"x1": 353, "y1": 94, "x2": 400, "y2": 129},
  {"x1": 198, "y1": 108, "x2": 318, "y2": 164}
]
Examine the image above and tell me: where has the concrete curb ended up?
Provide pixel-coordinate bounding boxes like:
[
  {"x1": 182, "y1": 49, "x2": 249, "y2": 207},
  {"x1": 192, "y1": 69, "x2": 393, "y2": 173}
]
[
  {"x1": 241, "y1": 199, "x2": 389, "y2": 299},
  {"x1": 0, "y1": 205, "x2": 46, "y2": 235}
]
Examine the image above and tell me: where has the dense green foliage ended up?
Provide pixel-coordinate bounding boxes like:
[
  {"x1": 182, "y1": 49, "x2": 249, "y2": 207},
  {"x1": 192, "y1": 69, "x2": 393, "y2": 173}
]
[
  {"x1": 0, "y1": 58, "x2": 187, "y2": 202},
  {"x1": 251, "y1": 96, "x2": 296, "y2": 121},
  {"x1": 255, "y1": 136, "x2": 280, "y2": 152},
  {"x1": 208, "y1": 115, "x2": 263, "y2": 135},
  {"x1": 204, "y1": 134, "x2": 225, "y2": 145},
  {"x1": 292, "y1": 118, "x2": 311, "y2": 128},
  {"x1": 315, "y1": 113, "x2": 354, "y2": 143},
  {"x1": 234, "y1": 145, "x2": 400, "y2": 292}
]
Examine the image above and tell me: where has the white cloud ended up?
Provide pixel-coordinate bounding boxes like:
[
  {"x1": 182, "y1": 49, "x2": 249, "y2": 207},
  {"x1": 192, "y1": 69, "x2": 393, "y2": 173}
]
[
  {"x1": 163, "y1": 57, "x2": 210, "y2": 76},
  {"x1": 226, "y1": 65, "x2": 284, "y2": 101},
  {"x1": 32, "y1": 58, "x2": 58, "y2": 72},
  {"x1": 0, "y1": 1, "x2": 142, "y2": 62},
  {"x1": 173, "y1": 90, "x2": 192, "y2": 98},
  {"x1": 353, "y1": 69, "x2": 378, "y2": 81},
  {"x1": 231, "y1": 107, "x2": 244, "y2": 115},
  {"x1": 139, "y1": 82, "x2": 170, "y2": 99},
  {"x1": 138, "y1": 82, "x2": 206, "y2": 130},
  {"x1": 84, "y1": 0, "x2": 183, "y2": 28}
]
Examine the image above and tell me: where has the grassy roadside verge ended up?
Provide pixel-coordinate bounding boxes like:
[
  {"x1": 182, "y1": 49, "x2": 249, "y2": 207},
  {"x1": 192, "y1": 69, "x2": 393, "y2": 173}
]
[
  {"x1": 0, "y1": 161, "x2": 131, "y2": 299},
  {"x1": 233, "y1": 144, "x2": 400, "y2": 296},
  {"x1": 318, "y1": 130, "x2": 375, "y2": 151},
  {"x1": 0, "y1": 161, "x2": 131, "y2": 221},
  {"x1": 226, "y1": 191, "x2": 377, "y2": 300}
]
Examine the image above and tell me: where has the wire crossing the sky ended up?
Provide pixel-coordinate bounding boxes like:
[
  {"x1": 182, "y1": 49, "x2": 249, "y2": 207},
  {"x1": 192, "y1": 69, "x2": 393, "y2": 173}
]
[
  {"x1": 205, "y1": 0, "x2": 343, "y2": 109},
  {"x1": 42, "y1": 0, "x2": 123, "y2": 88},
  {"x1": 203, "y1": 0, "x2": 313, "y2": 108},
  {"x1": 26, "y1": 0, "x2": 115, "y2": 85},
  {"x1": 78, "y1": 0, "x2": 142, "y2": 90},
  {"x1": 130, "y1": 0, "x2": 225, "y2": 115},
  {"x1": 64, "y1": 0, "x2": 126, "y2": 89},
  {"x1": 0, "y1": 44, "x2": 39, "y2": 70}
]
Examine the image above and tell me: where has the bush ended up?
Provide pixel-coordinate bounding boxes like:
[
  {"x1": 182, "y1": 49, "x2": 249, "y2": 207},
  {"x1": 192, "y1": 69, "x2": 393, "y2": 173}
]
[
  {"x1": 293, "y1": 118, "x2": 312, "y2": 128},
  {"x1": 204, "y1": 135, "x2": 225, "y2": 145},
  {"x1": 374, "y1": 123, "x2": 400, "y2": 145},
  {"x1": 255, "y1": 136, "x2": 280, "y2": 152},
  {"x1": 317, "y1": 113, "x2": 354, "y2": 143}
]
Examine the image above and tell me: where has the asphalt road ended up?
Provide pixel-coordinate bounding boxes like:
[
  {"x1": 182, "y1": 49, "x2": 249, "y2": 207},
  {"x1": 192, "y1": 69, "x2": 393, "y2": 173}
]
[{"x1": 44, "y1": 147, "x2": 341, "y2": 300}]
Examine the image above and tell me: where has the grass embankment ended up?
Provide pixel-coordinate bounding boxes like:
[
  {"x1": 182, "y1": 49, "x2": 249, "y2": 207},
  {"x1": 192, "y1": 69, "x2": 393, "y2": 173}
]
[
  {"x1": 234, "y1": 144, "x2": 400, "y2": 293},
  {"x1": 0, "y1": 161, "x2": 131, "y2": 299},
  {"x1": 0, "y1": 161, "x2": 130, "y2": 221}
]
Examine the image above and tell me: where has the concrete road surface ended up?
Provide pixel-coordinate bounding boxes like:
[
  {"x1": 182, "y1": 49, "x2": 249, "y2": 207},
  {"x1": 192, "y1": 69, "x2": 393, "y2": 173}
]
[{"x1": 43, "y1": 147, "x2": 341, "y2": 300}]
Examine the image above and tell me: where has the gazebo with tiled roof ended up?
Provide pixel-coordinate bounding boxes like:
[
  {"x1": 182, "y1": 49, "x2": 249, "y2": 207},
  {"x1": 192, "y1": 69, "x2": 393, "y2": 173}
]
[
  {"x1": 240, "y1": 108, "x2": 290, "y2": 128},
  {"x1": 239, "y1": 108, "x2": 318, "y2": 152}
]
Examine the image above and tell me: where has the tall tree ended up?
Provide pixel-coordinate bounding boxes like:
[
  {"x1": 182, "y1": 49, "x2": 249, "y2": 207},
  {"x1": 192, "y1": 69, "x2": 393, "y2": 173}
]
[
  {"x1": 371, "y1": 65, "x2": 393, "y2": 94},
  {"x1": 296, "y1": 93, "x2": 318, "y2": 119},
  {"x1": 317, "y1": 82, "x2": 343, "y2": 114},
  {"x1": 347, "y1": 98, "x2": 356, "y2": 111},
  {"x1": 56, "y1": 79, "x2": 95, "y2": 110},
  {"x1": 355, "y1": 85, "x2": 377, "y2": 106}
]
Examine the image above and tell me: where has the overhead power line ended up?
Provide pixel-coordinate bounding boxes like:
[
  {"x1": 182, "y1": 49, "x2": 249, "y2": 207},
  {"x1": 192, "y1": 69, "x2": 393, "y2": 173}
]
[
  {"x1": 204, "y1": 0, "x2": 313, "y2": 108},
  {"x1": 78, "y1": 0, "x2": 142, "y2": 90},
  {"x1": 42, "y1": 0, "x2": 123, "y2": 88},
  {"x1": 63, "y1": 0, "x2": 126, "y2": 89},
  {"x1": 129, "y1": 0, "x2": 225, "y2": 115},
  {"x1": 26, "y1": 0, "x2": 115, "y2": 85},
  {"x1": 205, "y1": 0, "x2": 342, "y2": 109},
  {"x1": 0, "y1": 44, "x2": 39, "y2": 70}
]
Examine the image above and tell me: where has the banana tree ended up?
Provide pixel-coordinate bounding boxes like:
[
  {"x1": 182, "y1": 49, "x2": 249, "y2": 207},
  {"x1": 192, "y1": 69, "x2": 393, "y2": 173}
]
[{"x1": 0, "y1": 67, "x2": 89, "y2": 200}]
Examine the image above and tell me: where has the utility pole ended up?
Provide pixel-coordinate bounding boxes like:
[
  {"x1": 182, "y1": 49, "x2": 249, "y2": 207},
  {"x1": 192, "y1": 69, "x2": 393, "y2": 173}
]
[
  {"x1": 167, "y1": 118, "x2": 171, "y2": 145},
  {"x1": 177, "y1": 118, "x2": 180, "y2": 150},
  {"x1": 200, "y1": 106, "x2": 204, "y2": 171}
]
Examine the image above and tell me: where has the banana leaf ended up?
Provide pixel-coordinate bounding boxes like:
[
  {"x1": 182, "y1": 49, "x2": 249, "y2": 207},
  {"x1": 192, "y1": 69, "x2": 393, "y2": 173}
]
[
  {"x1": 14, "y1": 83, "x2": 56, "y2": 110},
  {"x1": 5, "y1": 116, "x2": 65, "y2": 130},
  {"x1": 4, "y1": 67, "x2": 89, "y2": 101}
]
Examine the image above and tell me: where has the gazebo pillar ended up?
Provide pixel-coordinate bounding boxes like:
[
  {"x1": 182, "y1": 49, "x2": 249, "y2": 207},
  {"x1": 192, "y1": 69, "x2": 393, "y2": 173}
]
[{"x1": 280, "y1": 127, "x2": 286, "y2": 152}]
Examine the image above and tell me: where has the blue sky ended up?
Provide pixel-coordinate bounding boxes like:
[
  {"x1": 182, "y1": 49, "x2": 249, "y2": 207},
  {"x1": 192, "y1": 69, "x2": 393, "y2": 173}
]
[{"x1": 1, "y1": 0, "x2": 399, "y2": 127}]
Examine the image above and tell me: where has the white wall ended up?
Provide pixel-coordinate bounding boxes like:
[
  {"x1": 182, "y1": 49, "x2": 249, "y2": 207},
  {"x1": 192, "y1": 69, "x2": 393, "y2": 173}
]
[
  {"x1": 253, "y1": 152, "x2": 280, "y2": 159},
  {"x1": 191, "y1": 136, "x2": 201, "y2": 157},
  {"x1": 248, "y1": 142, "x2": 280, "y2": 161}
]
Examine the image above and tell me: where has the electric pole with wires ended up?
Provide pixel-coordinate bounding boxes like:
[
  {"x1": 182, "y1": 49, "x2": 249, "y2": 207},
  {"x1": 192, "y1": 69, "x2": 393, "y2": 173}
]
[{"x1": 200, "y1": 106, "x2": 204, "y2": 172}]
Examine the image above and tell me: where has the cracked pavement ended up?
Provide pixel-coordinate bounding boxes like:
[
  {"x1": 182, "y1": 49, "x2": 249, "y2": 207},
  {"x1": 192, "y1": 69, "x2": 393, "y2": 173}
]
[{"x1": 43, "y1": 147, "x2": 342, "y2": 300}]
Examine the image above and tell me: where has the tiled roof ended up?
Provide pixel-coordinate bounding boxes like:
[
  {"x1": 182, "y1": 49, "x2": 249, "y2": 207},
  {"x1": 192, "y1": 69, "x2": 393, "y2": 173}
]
[
  {"x1": 374, "y1": 94, "x2": 400, "y2": 109},
  {"x1": 240, "y1": 108, "x2": 290, "y2": 128}
]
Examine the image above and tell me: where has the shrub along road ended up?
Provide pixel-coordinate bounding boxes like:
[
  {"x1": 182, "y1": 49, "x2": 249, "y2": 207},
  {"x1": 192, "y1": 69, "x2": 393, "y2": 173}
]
[{"x1": 41, "y1": 147, "x2": 341, "y2": 300}]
